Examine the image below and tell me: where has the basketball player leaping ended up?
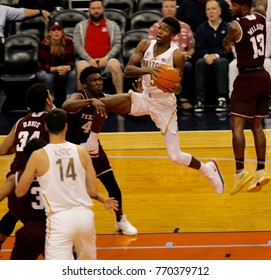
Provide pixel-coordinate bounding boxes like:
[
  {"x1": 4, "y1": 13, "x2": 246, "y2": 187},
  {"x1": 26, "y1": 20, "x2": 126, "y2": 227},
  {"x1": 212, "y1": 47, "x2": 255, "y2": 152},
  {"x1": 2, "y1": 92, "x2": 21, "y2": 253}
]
[{"x1": 63, "y1": 17, "x2": 225, "y2": 195}]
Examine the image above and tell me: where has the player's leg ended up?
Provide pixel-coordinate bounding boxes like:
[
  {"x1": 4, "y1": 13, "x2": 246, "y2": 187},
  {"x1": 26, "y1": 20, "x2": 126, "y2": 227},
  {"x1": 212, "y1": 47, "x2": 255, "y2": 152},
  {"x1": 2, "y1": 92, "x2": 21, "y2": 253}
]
[
  {"x1": 84, "y1": 93, "x2": 133, "y2": 156},
  {"x1": 230, "y1": 115, "x2": 253, "y2": 194},
  {"x1": 0, "y1": 175, "x2": 21, "y2": 250},
  {"x1": 81, "y1": 110, "x2": 106, "y2": 157},
  {"x1": 247, "y1": 117, "x2": 270, "y2": 192},
  {"x1": 147, "y1": 97, "x2": 224, "y2": 194},
  {"x1": 250, "y1": 117, "x2": 266, "y2": 166},
  {"x1": 247, "y1": 74, "x2": 271, "y2": 192},
  {"x1": 45, "y1": 212, "x2": 74, "y2": 260},
  {"x1": 73, "y1": 209, "x2": 96, "y2": 260},
  {"x1": 10, "y1": 221, "x2": 46, "y2": 260},
  {"x1": 0, "y1": 175, "x2": 16, "y2": 201},
  {"x1": 100, "y1": 93, "x2": 132, "y2": 114},
  {"x1": 93, "y1": 146, "x2": 137, "y2": 235},
  {"x1": 163, "y1": 131, "x2": 224, "y2": 195},
  {"x1": 0, "y1": 211, "x2": 19, "y2": 250},
  {"x1": 99, "y1": 171, "x2": 138, "y2": 235}
]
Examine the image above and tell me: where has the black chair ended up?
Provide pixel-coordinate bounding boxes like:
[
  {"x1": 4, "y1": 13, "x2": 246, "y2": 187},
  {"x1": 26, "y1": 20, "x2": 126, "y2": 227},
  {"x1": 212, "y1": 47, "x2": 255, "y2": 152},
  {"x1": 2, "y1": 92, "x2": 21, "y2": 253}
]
[
  {"x1": 122, "y1": 30, "x2": 148, "y2": 65},
  {"x1": 0, "y1": 34, "x2": 40, "y2": 111},
  {"x1": 137, "y1": 0, "x2": 163, "y2": 12},
  {"x1": 130, "y1": 10, "x2": 162, "y2": 31},
  {"x1": 53, "y1": 9, "x2": 89, "y2": 34},
  {"x1": 16, "y1": 16, "x2": 47, "y2": 41},
  {"x1": 0, "y1": 37, "x2": 4, "y2": 92},
  {"x1": 105, "y1": 8, "x2": 128, "y2": 34},
  {"x1": 122, "y1": 28, "x2": 148, "y2": 94},
  {"x1": 1, "y1": 0, "x2": 19, "y2": 36},
  {"x1": 103, "y1": 0, "x2": 134, "y2": 18},
  {"x1": 0, "y1": 0, "x2": 19, "y2": 7}
]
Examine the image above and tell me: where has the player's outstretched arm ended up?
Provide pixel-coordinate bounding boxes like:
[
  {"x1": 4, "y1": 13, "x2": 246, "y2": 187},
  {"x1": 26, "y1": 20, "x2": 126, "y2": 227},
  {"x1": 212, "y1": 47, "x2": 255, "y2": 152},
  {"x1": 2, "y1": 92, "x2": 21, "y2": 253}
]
[{"x1": 62, "y1": 93, "x2": 108, "y2": 118}]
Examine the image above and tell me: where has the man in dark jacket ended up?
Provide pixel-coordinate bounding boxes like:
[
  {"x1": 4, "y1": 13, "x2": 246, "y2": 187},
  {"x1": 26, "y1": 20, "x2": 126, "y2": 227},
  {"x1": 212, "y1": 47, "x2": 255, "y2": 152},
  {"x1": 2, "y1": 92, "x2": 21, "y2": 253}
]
[
  {"x1": 194, "y1": 0, "x2": 233, "y2": 113},
  {"x1": 176, "y1": 0, "x2": 232, "y2": 33}
]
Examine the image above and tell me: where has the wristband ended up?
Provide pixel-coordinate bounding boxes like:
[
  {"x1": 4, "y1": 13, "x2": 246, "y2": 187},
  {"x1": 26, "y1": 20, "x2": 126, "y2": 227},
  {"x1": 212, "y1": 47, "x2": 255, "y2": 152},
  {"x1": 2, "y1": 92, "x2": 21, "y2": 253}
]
[{"x1": 39, "y1": 9, "x2": 43, "y2": 16}]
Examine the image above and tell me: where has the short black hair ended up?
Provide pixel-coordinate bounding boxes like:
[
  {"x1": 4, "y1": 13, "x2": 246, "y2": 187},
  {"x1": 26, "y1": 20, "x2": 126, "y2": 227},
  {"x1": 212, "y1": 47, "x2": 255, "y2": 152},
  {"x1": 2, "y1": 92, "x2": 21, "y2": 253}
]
[
  {"x1": 231, "y1": 0, "x2": 253, "y2": 7},
  {"x1": 24, "y1": 138, "x2": 47, "y2": 160},
  {"x1": 46, "y1": 108, "x2": 67, "y2": 134},
  {"x1": 162, "y1": 17, "x2": 181, "y2": 34},
  {"x1": 25, "y1": 83, "x2": 49, "y2": 113},
  {"x1": 79, "y1": 66, "x2": 102, "y2": 84}
]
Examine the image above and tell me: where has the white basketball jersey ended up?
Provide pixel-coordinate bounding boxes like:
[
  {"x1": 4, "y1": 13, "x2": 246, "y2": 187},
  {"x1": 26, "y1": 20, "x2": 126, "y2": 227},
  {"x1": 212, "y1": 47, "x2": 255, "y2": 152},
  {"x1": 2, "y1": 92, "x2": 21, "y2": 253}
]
[
  {"x1": 141, "y1": 40, "x2": 179, "y2": 95},
  {"x1": 37, "y1": 142, "x2": 93, "y2": 215}
]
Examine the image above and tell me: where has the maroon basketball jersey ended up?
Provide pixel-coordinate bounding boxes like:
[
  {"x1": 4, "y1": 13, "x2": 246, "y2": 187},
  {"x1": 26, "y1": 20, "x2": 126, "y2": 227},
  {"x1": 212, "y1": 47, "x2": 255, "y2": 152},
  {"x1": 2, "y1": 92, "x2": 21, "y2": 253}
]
[
  {"x1": 15, "y1": 171, "x2": 46, "y2": 223},
  {"x1": 234, "y1": 12, "x2": 266, "y2": 69},
  {"x1": 66, "y1": 90, "x2": 106, "y2": 144},
  {"x1": 9, "y1": 112, "x2": 49, "y2": 174}
]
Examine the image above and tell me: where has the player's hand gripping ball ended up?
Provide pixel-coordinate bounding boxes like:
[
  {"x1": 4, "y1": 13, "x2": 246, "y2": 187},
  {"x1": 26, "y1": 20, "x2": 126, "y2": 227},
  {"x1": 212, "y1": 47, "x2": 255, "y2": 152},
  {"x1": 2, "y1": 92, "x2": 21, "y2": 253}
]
[{"x1": 153, "y1": 65, "x2": 181, "y2": 92}]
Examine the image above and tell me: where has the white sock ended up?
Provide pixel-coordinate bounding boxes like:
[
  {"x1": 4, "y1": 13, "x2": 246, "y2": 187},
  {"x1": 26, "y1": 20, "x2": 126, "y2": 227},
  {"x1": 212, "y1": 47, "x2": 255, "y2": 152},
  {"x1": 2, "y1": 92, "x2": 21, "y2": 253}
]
[
  {"x1": 87, "y1": 132, "x2": 99, "y2": 147},
  {"x1": 80, "y1": 132, "x2": 99, "y2": 150}
]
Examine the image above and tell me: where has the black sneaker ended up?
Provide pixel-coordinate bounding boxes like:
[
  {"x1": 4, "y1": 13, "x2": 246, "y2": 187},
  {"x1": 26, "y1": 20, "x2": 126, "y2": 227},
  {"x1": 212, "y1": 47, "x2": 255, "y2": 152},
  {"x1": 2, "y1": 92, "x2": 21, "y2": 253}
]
[
  {"x1": 216, "y1": 98, "x2": 227, "y2": 112},
  {"x1": 194, "y1": 100, "x2": 204, "y2": 113}
]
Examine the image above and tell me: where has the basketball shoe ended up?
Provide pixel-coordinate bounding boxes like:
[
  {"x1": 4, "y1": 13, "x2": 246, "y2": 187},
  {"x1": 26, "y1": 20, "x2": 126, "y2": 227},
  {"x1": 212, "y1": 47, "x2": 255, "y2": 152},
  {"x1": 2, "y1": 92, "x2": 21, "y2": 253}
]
[
  {"x1": 115, "y1": 215, "x2": 138, "y2": 236},
  {"x1": 231, "y1": 170, "x2": 253, "y2": 195},
  {"x1": 205, "y1": 160, "x2": 224, "y2": 195},
  {"x1": 247, "y1": 170, "x2": 270, "y2": 192}
]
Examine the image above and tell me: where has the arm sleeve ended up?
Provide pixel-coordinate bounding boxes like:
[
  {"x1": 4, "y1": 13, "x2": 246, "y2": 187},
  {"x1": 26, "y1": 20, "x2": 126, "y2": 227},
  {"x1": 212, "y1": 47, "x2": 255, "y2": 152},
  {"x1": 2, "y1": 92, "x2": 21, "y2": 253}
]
[{"x1": 6, "y1": 7, "x2": 25, "y2": 21}]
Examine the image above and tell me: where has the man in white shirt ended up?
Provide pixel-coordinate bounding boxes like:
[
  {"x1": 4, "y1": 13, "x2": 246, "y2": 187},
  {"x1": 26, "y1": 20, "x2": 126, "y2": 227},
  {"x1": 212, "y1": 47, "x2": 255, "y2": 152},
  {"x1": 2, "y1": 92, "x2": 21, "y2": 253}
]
[{"x1": 0, "y1": 4, "x2": 50, "y2": 38}]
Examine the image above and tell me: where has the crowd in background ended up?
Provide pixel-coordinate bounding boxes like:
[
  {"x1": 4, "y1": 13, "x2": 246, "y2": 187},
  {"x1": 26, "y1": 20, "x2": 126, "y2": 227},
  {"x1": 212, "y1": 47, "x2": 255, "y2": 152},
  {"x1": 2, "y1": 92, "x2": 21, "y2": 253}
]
[{"x1": 0, "y1": 0, "x2": 271, "y2": 112}]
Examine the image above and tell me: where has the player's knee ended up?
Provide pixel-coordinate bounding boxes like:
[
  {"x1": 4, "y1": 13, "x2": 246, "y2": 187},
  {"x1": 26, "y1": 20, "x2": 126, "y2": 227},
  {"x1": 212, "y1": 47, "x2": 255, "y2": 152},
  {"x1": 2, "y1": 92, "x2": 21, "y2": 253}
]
[
  {"x1": 76, "y1": 63, "x2": 87, "y2": 73},
  {"x1": 168, "y1": 151, "x2": 191, "y2": 166},
  {"x1": 108, "y1": 60, "x2": 122, "y2": 72}
]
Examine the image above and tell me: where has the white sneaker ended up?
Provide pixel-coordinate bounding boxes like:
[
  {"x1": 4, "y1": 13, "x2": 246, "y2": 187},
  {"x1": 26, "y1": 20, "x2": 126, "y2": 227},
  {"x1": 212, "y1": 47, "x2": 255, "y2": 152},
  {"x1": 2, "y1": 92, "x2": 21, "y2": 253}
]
[
  {"x1": 115, "y1": 215, "x2": 138, "y2": 235},
  {"x1": 80, "y1": 142, "x2": 99, "y2": 158},
  {"x1": 205, "y1": 160, "x2": 224, "y2": 195}
]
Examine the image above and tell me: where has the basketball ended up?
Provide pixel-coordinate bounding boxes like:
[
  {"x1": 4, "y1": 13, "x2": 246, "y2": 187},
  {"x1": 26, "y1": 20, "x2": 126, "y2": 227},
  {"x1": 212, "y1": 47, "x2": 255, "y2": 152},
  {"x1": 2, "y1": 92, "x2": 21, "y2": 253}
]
[{"x1": 154, "y1": 65, "x2": 181, "y2": 92}]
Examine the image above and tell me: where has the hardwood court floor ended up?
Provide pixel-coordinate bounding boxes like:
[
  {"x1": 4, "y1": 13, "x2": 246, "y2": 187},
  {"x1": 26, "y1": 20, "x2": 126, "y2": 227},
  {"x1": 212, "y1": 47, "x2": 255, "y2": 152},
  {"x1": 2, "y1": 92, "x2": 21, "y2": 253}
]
[
  {"x1": 1, "y1": 231, "x2": 271, "y2": 260},
  {"x1": 0, "y1": 130, "x2": 271, "y2": 259}
]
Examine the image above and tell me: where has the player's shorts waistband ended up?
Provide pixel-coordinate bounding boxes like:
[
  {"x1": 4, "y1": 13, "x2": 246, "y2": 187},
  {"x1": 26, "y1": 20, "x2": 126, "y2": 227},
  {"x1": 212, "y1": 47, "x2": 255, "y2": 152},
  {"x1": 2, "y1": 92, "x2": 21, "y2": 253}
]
[
  {"x1": 239, "y1": 66, "x2": 265, "y2": 73},
  {"x1": 145, "y1": 92, "x2": 173, "y2": 98}
]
